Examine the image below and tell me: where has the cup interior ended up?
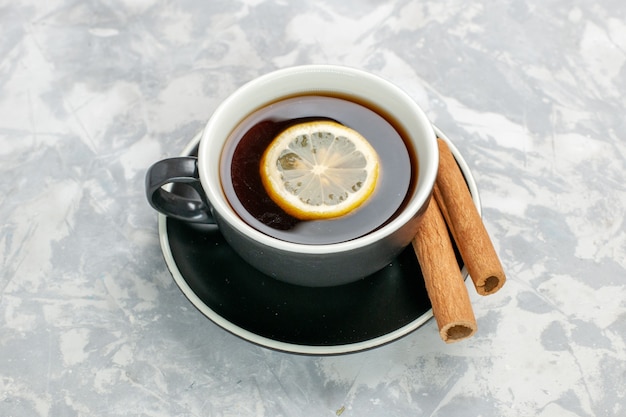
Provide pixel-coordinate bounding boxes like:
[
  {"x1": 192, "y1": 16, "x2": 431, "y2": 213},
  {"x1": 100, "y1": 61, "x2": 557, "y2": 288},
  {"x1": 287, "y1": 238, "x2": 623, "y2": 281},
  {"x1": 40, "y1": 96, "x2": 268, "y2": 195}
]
[{"x1": 198, "y1": 65, "x2": 438, "y2": 253}]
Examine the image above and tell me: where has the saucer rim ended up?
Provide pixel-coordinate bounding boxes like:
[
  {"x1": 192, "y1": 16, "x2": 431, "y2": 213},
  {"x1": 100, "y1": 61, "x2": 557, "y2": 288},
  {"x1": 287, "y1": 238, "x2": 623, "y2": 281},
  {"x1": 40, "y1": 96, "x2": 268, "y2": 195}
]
[{"x1": 157, "y1": 125, "x2": 481, "y2": 355}]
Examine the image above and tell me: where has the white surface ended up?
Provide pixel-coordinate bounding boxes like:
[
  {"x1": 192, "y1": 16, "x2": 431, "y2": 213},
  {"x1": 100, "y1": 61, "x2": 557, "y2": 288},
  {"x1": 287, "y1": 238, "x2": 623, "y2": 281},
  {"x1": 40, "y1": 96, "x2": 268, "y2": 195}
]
[{"x1": 1, "y1": 1, "x2": 625, "y2": 416}]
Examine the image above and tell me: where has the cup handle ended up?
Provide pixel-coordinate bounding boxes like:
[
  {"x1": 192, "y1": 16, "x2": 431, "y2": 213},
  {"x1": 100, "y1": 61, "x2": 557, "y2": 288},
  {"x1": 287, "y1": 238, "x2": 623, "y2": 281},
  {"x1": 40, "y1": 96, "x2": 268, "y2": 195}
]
[{"x1": 145, "y1": 157, "x2": 215, "y2": 224}]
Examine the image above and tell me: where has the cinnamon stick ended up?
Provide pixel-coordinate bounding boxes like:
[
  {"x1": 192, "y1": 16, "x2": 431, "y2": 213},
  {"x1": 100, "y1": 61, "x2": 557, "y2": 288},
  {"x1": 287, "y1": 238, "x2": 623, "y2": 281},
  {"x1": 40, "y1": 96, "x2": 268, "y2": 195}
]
[
  {"x1": 434, "y1": 138, "x2": 506, "y2": 295},
  {"x1": 412, "y1": 196, "x2": 477, "y2": 343}
]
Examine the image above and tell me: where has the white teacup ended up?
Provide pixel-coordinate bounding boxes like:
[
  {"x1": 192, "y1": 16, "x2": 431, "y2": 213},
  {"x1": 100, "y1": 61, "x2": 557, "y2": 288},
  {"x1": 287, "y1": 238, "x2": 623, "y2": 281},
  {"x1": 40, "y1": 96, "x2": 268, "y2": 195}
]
[{"x1": 146, "y1": 65, "x2": 438, "y2": 286}]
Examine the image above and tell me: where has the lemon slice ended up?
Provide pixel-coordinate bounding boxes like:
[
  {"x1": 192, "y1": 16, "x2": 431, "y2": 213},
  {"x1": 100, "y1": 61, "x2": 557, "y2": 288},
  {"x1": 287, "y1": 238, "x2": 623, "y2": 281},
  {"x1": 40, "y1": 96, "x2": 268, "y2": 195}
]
[{"x1": 260, "y1": 120, "x2": 380, "y2": 220}]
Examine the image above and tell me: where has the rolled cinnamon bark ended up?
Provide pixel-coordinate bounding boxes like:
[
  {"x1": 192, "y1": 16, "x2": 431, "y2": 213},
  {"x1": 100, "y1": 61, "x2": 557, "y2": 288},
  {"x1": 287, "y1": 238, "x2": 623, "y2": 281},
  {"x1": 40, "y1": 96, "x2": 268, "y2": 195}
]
[
  {"x1": 412, "y1": 196, "x2": 477, "y2": 343},
  {"x1": 434, "y1": 138, "x2": 506, "y2": 295}
]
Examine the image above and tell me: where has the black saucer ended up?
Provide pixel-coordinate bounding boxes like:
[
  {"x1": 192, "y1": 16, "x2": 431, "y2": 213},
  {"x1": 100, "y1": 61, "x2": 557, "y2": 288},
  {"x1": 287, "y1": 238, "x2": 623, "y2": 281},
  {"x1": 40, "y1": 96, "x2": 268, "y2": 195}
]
[{"x1": 158, "y1": 127, "x2": 479, "y2": 355}]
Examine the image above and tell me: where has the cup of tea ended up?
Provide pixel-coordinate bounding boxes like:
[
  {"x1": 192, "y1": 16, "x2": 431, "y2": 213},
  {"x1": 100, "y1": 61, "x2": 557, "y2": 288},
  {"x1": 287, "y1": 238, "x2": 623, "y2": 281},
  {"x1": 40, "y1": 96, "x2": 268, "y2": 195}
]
[{"x1": 146, "y1": 65, "x2": 438, "y2": 287}]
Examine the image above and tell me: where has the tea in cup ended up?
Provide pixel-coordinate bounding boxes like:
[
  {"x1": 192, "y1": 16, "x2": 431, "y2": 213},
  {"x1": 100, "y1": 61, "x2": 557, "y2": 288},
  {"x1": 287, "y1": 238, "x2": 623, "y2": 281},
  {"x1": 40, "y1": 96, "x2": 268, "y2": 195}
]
[{"x1": 146, "y1": 65, "x2": 438, "y2": 286}]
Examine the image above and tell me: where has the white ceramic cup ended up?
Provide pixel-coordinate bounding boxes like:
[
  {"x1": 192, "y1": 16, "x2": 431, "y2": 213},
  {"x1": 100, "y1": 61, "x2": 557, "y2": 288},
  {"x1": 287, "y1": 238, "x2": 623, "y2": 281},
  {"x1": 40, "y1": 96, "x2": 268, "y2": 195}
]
[{"x1": 146, "y1": 65, "x2": 438, "y2": 286}]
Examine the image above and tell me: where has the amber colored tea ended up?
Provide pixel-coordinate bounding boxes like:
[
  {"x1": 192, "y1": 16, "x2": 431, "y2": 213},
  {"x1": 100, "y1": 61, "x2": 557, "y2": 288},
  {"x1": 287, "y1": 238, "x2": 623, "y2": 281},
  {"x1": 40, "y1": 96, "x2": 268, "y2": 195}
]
[{"x1": 220, "y1": 95, "x2": 416, "y2": 244}]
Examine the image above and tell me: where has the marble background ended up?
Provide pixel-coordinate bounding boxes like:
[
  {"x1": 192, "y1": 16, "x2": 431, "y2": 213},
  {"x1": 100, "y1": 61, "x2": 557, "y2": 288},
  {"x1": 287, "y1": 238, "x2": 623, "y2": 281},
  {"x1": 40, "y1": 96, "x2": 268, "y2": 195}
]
[{"x1": 1, "y1": 0, "x2": 625, "y2": 416}]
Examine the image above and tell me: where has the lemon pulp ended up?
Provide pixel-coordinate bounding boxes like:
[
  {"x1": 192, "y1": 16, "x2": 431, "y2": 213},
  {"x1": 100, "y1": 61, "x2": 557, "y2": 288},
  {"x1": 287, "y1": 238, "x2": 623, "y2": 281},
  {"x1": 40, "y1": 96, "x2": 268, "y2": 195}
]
[{"x1": 260, "y1": 120, "x2": 380, "y2": 220}]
